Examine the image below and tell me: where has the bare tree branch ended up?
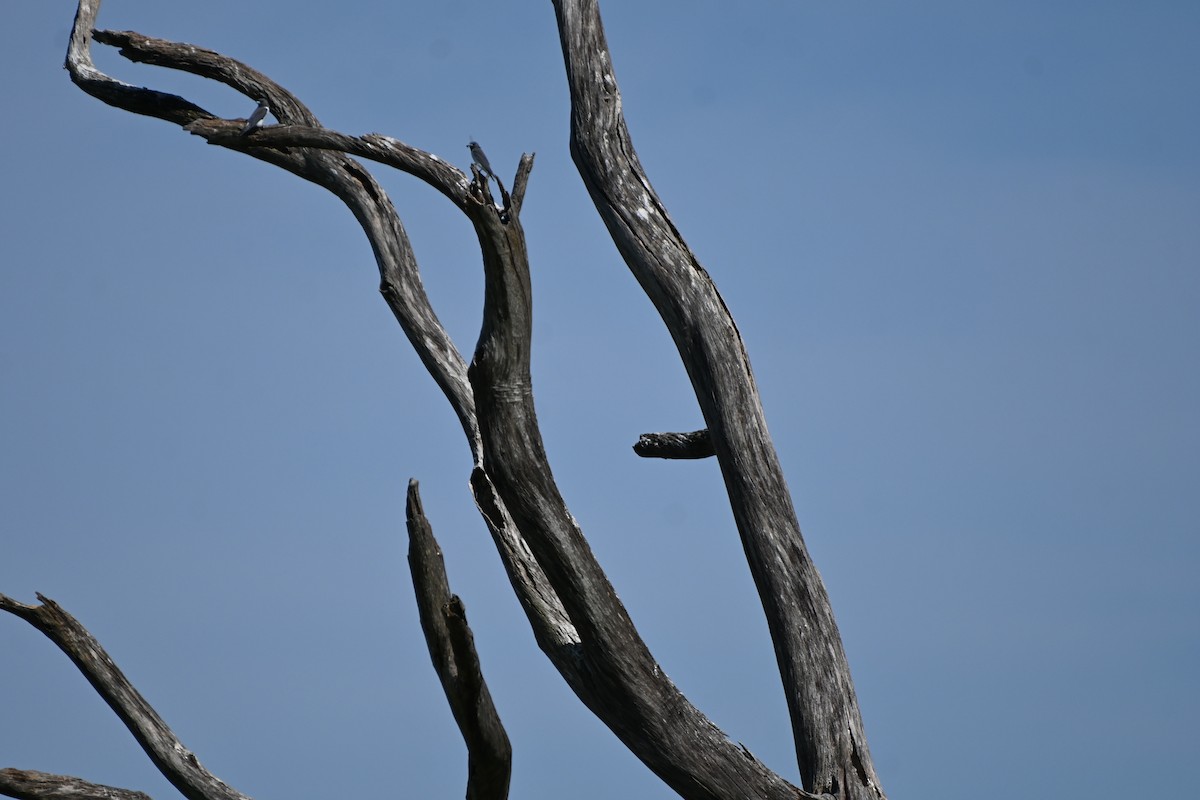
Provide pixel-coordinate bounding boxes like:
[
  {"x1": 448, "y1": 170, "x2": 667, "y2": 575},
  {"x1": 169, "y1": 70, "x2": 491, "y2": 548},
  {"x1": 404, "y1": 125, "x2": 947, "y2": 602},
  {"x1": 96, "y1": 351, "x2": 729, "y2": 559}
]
[
  {"x1": 633, "y1": 429, "x2": 715, "y2": 459},
  {"x1": 510, "y1": 154, "x2": 536, "y2": 215},
  {"x1": 183, "y1": 121, "x2": 473, "y2": 210},
  {"x1": 50, "y1": 4, "x2": 885, "y2": 800},
  {"x1": 550, "y1": 1, "x2": 884, "y2": 797},
  {"x1": 67, "y1": 0, "x2": 479, "y2": 462},
  {"x1": 0, "y1": 595, "x2": 249, "y2": 800},
  {"x1": 406, "y1": 480, "x2": 512, "y2": 800},
  {"x1": 65, "y1": 0, "x2": 577, "y2": 665},
  {"x1": 162, "y1": 31, "x2": 817, "y2": 800},
  {"x1": 465, "y1": 143, "x2": 812, "y2": 800},
  {"x1": 0, "y1": 769, "x2": 150, "y2": 800}
]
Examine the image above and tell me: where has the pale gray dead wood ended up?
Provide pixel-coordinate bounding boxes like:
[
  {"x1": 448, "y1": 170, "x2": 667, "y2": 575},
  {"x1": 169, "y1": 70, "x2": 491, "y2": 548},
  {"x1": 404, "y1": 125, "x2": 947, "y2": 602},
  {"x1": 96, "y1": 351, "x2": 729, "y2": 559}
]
[
  {"x1": 0, "y1": 769, "x2": 150, "y2": 800},
  {"x1": 550, "y1": 1, "x2": 884, "y2": 797},
  {"x1": 0, "y1": 594, "x2": 249, "y2": 800},
  {"x1": 406, "y1": 480, "x2": 512, "y2": 800}
]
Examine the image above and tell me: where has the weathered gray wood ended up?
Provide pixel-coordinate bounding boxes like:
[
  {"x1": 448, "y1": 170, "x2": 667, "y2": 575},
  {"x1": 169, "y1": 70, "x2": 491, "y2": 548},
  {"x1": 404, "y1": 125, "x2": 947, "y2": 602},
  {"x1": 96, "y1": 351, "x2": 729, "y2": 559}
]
[
  {"x1": 464, "y1": 154, "x2": 813, "y2": 800},
  {"x1": 550, "y1": 1, "x2": 884, "y2": 797},
  {"x1": 0, "y1": 769, "x2": 151, "y2": 800},
  {"x1": 186, "y1": 117, "x2": 821, "y2": 799},
  {"x1": 58, "y1": 4, "x2": 579, "y2": 796},
  {"x1": 71, "y1": 11, "x2": 480, "y2": 462},
  {"x1": 406, "y1": 481, "x2": 511, "y2": 800},
  {"x1": 509, "y1": 154, "x2": 536, "y2": 215},
  {"x1": 65, "y1": 0, "x2": 574, "y2": 659},
  {"x1": 0, "y1": 595, "x2": 250, "y2": 800},
  {"x1": 42, "y1": 3, "x2": 889, "y2": 800}
]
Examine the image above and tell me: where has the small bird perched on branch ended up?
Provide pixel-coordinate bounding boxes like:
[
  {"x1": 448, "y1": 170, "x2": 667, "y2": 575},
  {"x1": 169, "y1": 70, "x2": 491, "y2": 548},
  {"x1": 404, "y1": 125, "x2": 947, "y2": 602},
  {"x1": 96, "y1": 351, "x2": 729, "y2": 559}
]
[
  {"x1": 468, "y1": 140, "x2": 496, "y2": 179},
  {"x1": 467, "y1": 140, "x2": 508, "y2": 215},
  {"x1": 241, "y1": 98, "x2": 269, "y2": 135}
]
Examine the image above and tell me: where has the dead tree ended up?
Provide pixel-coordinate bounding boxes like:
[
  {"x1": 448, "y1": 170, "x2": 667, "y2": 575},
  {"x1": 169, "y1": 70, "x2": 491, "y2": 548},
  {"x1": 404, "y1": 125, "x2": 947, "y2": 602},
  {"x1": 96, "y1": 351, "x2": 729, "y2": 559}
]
[{"x1": 1, "y1": 2, "x2": 885, "y2": 799}]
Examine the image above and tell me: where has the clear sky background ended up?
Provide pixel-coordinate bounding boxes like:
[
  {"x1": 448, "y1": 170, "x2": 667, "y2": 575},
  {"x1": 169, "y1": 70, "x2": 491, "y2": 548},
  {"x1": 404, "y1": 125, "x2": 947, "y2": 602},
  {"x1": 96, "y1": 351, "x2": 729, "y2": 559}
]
[{"x1": 3, "y1": 2, "x2": 1197, "y2": 798}]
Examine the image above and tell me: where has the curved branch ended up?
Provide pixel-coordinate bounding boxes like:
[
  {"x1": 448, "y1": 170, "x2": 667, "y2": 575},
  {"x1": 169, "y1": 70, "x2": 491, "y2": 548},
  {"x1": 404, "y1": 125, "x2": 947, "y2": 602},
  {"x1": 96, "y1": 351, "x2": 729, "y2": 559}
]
[
  {"x1": 406, "y1": 481, "x2": 512, "y2": 800},
  {"x1": 65, "y1": 2, "x2": 209, "y2": 126},
  {"x1": 0, "y1": 595, "x2": 249, "y2": 800},
  {"x1": 89, "y1": 28, "x2": 320, "y2": 128},
  {"x1": 550, "y1": 1, "x2": 884, "y2": 797},
  {"x1": 183, "y1": 122, "x2": 473, "y2": 211},
  {"x1": 67, "y1": 0, "x2": 477, "y2": 459},
  {"x1": 62, "y1": 0, "x2": 580, "y2": 749},
  {"x1": 465, "y1": 147, "x2": 810, "y2": 800},
  {"x1": 0, "y1": 769, "x2": 151, "y2": 800}
]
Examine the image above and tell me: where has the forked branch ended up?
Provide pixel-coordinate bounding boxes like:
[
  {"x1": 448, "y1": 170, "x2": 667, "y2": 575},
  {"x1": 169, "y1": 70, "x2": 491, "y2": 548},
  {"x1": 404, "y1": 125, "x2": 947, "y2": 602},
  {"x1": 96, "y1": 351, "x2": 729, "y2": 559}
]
[
  {"x1": 63, "y1": 4, "x2": 799, "y2": 799},
  {"x1": 65, "y1": 0, "x2": 578, "y2": 671},
  {"x1": 464, "y1": 124, "x2": 812, "y2": 800},
  {"x1": 38, "y1": 2, "x2": 885, "y2": 799},
  {"x1": 406, "y1": 481, "x2": 512, "y2": 800}
]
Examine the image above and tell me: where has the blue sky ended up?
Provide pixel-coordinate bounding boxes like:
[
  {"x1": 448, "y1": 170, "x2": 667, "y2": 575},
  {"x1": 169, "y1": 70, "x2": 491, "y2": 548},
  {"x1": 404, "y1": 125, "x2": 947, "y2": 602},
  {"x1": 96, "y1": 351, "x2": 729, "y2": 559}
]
[{"x1": 3, "y1": 2, "x2": 1198, "y2": 798}]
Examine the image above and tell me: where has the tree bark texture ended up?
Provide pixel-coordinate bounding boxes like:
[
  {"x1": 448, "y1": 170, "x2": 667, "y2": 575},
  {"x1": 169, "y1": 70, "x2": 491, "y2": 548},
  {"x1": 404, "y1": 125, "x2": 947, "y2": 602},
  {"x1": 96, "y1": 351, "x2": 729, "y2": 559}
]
[
  {"x1": 464, "y1": 154, "x2": 812, "y2": 800},
  {"x1": 0, "y1": 595, "x2": 250, "y2": 800},
  {"x1": 550, "y1": 2, "x2": 883, "y2": 797},
  {"x1": 406, "y1": 480, "x2": 512, "y2": 800},
  {"x1": 0, "y1": 769, "x2": 152, "y2": 800}
]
